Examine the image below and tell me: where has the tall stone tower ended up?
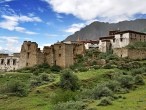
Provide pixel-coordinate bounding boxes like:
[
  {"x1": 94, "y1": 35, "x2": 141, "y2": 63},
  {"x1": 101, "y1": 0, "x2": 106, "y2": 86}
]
[{"x1": 19, "y1": 41, "x2": 44, "y2": 69}]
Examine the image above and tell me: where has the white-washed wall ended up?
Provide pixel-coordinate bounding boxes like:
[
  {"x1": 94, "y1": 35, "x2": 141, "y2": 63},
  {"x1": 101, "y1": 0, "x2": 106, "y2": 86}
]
[{"x1": 113, "y1": 33, "x2": 130, "y2": 48}]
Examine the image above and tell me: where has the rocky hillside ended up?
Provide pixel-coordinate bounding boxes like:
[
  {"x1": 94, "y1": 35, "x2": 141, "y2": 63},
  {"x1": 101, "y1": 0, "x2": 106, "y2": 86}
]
[{"x1": 65, "y1": 19, "x2": 146, "y2": 41}]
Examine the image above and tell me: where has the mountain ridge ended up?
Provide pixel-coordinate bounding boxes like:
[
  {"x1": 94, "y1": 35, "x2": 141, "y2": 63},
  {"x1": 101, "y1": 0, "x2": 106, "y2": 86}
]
[{"x1": 65, "y1": 19, "x2": 146, "y2": 41}]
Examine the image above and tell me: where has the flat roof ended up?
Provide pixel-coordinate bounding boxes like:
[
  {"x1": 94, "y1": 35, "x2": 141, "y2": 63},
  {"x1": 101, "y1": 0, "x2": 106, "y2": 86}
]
[
  {"x1": 115, "y1": 30, "x2": 146, "y2": 35},
  {"x1": 99, "y1": 36, "x2": 114, "y2": 40}
]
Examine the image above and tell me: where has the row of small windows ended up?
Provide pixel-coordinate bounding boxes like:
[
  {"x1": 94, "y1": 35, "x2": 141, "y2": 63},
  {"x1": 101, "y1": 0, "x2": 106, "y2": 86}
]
[
  {"x1": 0, "y1": 59, "x2": 17, "y2": 65},
  {"x1": 113, "y1": 38, "x2": 123, "y2": 42},
  {"x1": 113, "y1": 34, "x2": 146, "y2": 43}
]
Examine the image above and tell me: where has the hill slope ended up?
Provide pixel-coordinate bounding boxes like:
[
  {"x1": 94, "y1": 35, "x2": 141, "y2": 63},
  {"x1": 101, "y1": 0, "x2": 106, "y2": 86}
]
[{"x1": 65, "y1": 19, "x2": 146, "y2": 41}]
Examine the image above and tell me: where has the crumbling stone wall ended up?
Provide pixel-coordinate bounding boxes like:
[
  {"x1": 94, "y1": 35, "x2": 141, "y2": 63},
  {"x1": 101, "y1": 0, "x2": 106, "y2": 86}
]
[
  {"x1": 43, "y1": 46, "x2": 54, "y2": 66},
  {"x1": 113, "y1": 48, "x2": 146, "y2": 59},
  {"x1": 19, "y1": 41, "x2": 44, "y2": 69},
  {"x1": 43, "y1": 43, "x2": 85, "y2": 68},
  {"x1": 113, "y1": 48, "x2": 128, "y2": 58},
  {"x1": 19, "y1": 41, "x2": 85, "y2": 69}
]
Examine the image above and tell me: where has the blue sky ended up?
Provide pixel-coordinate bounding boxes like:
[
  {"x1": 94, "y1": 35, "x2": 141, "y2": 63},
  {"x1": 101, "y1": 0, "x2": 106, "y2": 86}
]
[{"x1": 0, "y1": 0, "x2": 146, "y2": 53}]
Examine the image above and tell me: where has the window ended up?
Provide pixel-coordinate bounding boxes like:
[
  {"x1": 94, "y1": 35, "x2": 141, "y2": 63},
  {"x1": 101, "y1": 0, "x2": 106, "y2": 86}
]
[
  {"x1": 113, "y1": 38, "x2": 115, "y2": 42},
  {"x1": 120, "y1": 38, "x2": 123, "y2": 42},
  {"x1": 26, "y1": 63, "x2": 28, "y2": 66},
  {"x1": 13, "y1": 59, "x2": 16, "y2": 65},
  {"x1": 1, "y1": 59, "x2": 4, "y2": 65},
  {"x1": 27, "y1": 52, "x2": 30, "y2": 59},
  {"x1": 59, "y1": 54, "x2": 61, "y2": 57},
  {"x1": 7, "y1": 59, "x2": 10, "y2": 65},
  {"x1": 28, "y1": 44, "x2": 31, "y2": 50},
  {"x1": 59, "y1": 46, "x2": 61, "y2": 49}
]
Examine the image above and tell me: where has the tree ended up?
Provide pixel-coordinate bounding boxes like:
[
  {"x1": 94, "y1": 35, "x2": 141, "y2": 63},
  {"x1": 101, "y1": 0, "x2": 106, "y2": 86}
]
[{"x1": 59, "y1": 70, "x2": 80, "y2": 91}]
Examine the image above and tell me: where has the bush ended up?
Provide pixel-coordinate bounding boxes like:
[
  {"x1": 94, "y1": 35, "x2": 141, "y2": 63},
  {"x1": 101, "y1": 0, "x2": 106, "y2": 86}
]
[
  {"x1": 51, "y1": 90, "x2": 77, "y2": 104},
  {"x1": 117, "y1": 61, "x2": 142, "y2": 70},
  {"x1": 131, "y1": 68, "x2": 144, "y2": 76},
  {"x1": 78, "y1": 67, "x2": 88, "y2": 72},
  {"x1": 79, "y1": 89, "x2": 93, "y2": 99},
  {"x1": 92, "y1": 65, "x2": 101, "y2": 70},
  {"x1": 134, "y1": 75, "x2": 145, "y2": 85},
  {"x1": 103, "y1": 63, "x2": 113, "y2": 69},
  {"x1": 17, "y1": 63, "x2": 50, "y2": 74},
  {"x1": 2, "y1": 81, "x2": 28, "y2": 97},
  {"x1": 105, "y1": 80, "x2": 120, "y2": 92},
  {"x1": 117, "y1": 75, "x2": 134, "y2": 89},
  {"x1": 59, "y1": 70, "x2": 80, "y2": 91},
  {"x1": 92, "y1": 85, "x2": 113, "y2": 99},
  {"x1": 30, "y1": 76, "x2": 42, "y2": 87},
  {"x1": 99, "y1": 52, "x2": 119, "y2": 61},
  {"x1": 53, "y1": 101, "x2": 85, "y2": 110},
  {"x1": 40, "y1": 73, "x2": 49, "y2": 81},
  {"x1": 51, "y1": 65, "x2": 62, "y2": 72},
  {"x1": 30, "y1": 73, "x2": 55, "y2": 87},
  {"x1": 126, "y1": 41, "x2": 146, "y2": 49},
  {"x1": 98, "y1": 97, "x2": 112, "y2": 106}
]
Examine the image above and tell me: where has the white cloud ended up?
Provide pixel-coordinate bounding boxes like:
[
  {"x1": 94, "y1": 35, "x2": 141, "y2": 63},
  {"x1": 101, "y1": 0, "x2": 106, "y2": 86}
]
[
  {"x1": 45, "y1": 0, "x2": 146, "y2": 22},
  {"x1": 65, "y1": 19, "x2": 98, "y2": 34},
  {"x1": 0, "y1": 0, "x2": 14, "y2": 3},
  {"x1": 65, "y1": 23, "x2": 85, "y2": 33},
  {"x1": 0, "y1": 36, "x2": 21, "y2": 52},
  {"x1": 39, "y1": 43, "x2": 52, "y2": 50},
  {"x1": 0, "y1": 15, "x2": 41, "y2": 34}
]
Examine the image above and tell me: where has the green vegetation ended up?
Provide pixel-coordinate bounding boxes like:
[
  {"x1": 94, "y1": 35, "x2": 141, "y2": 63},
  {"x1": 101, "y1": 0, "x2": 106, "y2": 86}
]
[
  {"x1": 0, "y1": 49, "x2": 146, "y2": 110},
  {"x1": 59, "y1": 70, "x2": 80, "y2": 91},
  {"x1": 126, "y1": 41, "x2": 146, "y2": 49}
]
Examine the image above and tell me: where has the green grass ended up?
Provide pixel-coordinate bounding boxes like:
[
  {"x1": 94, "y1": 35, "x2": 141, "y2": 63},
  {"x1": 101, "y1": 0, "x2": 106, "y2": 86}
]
[
  {"x1": 76, "y1": 69, "x2": 115, "y2": 80},
  {"x1": 88, "y1": 80, "x2": 146, "y2": 110},
  {"x1": 0, "y1": 68, "x2": 146, "y2": 110}
]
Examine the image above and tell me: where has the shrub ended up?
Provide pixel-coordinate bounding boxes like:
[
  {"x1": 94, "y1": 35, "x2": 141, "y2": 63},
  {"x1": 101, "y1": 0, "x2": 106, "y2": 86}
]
[
  {"x1": 76, "y1": 55, "x2": 84, "y2": 63},
  {"x1": 59, "y1": 70, "x2": 80, "y2": 91},
  {"x1": 126, "y1": 41, "x2": 146, "y2": 49},
  {"x1": 51, "y1": 90, "x2": 77, "y2": 104},
  {"x1": 53, "y1": 101, "x2": 85, "y2": 110},
  {"x1": 30, "y1": 76, "x2": 42, "y2": 87},
  {"x1": 105, "y1": 80, "x2": 121, "y2": 92},
  {"x1": 79, "y1": 89, "x2": 93, "y2": 99},
  {"x1": 131, "y1": 68, "x2": 145, "y2": 76},
  {"x1": 117, "y1": 75, "x2": 134, "y2": 89},
  {"x1": 92, "y1": 85, "x2": 113, "y2": 99},
  {"x1": 106, "y1": 54, "x2": 119, "y2": 61},
  {"x1": 134, "y1": 75, "x2": 145, "y2": 85},
  {"x1": 2, "y1": 80, "x2": 28, "y2": 97},
  {"x1": 98, "y1": 97, "x2": 112, "y2": 106},
  {"x1": 51, "y1": 65, "x2": 62, "y2": 72},
  {"x1": 117, "y1": 61, "x2": 142, "y2": 70},
  {"x1": 103, "y1": 63, "x2": 113, "y2": 69},
  {"x1": 40, "y1": 73, "x2": 49, "y2": 81},
  {"x1": 92, "y1": 65, "x2": 101, "y2": 70},
  {"x1": 78, "y1": 67, "x2": 88, "y2": 72}
]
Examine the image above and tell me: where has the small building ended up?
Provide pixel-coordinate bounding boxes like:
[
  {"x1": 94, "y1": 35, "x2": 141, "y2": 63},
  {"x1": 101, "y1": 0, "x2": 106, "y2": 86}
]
[
  {"x1": 99, "y1": 30, "x2": 146, "y2": 53},
  {"x1": 79, "y1": 40, "x2": 99, "y2": 49},
  {"x1": 0, "y1": 54, "x2": 19, "y2": 72},
  {"x1": 98, "y1": 36, "x2": 114, "y2": 52},
  {"x1": 112, "y1": 30, "x2": 146, "y2": 49}
]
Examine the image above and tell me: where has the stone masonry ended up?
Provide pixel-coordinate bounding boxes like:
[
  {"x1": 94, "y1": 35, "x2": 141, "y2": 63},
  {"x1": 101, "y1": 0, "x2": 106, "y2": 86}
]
[{"x1": 19, "y1": 41, "x2": 85, "y2": 69}]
